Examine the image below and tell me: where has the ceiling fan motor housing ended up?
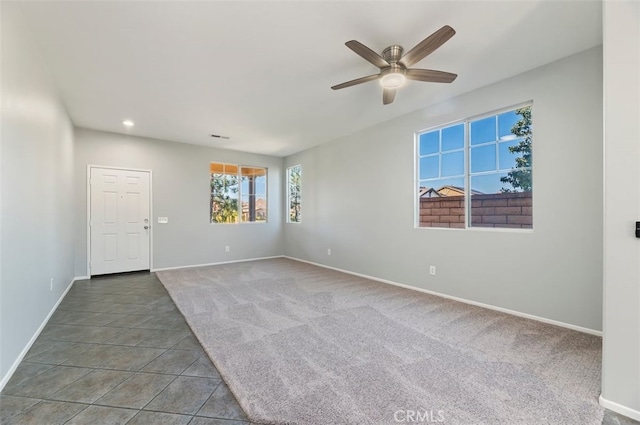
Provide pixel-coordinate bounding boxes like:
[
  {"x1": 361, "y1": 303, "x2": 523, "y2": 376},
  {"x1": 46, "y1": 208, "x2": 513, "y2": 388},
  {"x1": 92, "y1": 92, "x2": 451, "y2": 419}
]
[
  {"x1": 382, "y1": 45, "x2": 404, "y2": 64},
  {"x1": 380, "y1": 45, "x2": 407, "y2": 88}
]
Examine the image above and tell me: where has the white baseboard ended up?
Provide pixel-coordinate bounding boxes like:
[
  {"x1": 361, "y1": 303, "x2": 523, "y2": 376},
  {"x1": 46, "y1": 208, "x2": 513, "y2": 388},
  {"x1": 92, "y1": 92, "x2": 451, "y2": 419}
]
[
  {"x1": 0, "y1": 277, "x2": 77, "y2": 392},
  {"x1": 600, "y1": 395, "x2": 640, "y2": 421},
  {"x1": 152, "y1": 255, "x2": 284, "y2": 272},
  {"x1": 74, "y1": 275, "x2": 90, "y2": 281},
  {"x1": 284, "y1": 256, "x2": 603, "y2": 337}
]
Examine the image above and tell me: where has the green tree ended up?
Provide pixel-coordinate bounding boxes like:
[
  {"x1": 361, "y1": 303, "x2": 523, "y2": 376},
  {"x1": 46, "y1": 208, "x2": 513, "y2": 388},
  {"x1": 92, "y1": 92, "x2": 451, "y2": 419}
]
[
  {"x1": 211, "y1": 174, "x2": 239, "y2": 223},
  {"x1": 289, "y1": 166, "x2": 301, "y2": 222},
  {"x1": 500, "y1": 106, "x2": 532, "y2": 192}
]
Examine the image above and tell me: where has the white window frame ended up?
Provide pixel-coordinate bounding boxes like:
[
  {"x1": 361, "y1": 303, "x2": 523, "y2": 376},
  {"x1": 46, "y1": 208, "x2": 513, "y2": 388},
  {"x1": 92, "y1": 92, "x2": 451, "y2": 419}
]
[
  {"x1": 210, "y1": 162, "x2": 268, "y2": 224},
  {"x1": 286, "y1": 164, "x2": 302, "y2": 224},
  {"x1": 415, "y1": 101, "x2": 533, "y2": 231}
]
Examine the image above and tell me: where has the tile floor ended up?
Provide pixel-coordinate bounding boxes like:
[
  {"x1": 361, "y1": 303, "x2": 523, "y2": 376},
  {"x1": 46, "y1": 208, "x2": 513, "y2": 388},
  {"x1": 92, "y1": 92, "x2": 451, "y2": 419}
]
[
  {"x1": 0, "y1": 271, "x2": 638, "y2": 425},
  {"x1": 1, "y1": 272, "x2": 253, "y2": 425}
]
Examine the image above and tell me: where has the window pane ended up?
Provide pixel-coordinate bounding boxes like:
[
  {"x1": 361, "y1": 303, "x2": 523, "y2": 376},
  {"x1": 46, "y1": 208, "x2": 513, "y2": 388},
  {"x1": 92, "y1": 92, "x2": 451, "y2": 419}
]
[
  {"x1": 241, "y1": 195, "x2": 250, "y2": 222},
  {"x1": 420, "y1": 130, "x2": 440, "y2": 155},
  {"x1": 256, "y1": 196, "x2": 267, "y2": 221},
  {"x1": 470, "y1": 173, "x2": 532, "y2": 229},
  {"x1": 255, "y1": 175, "x2": 267, "y2": 195},
  {"x1": 241, "y1": 177, "x2": 249, "y2": 194},
  {"x1": 419, "y1": 131, "x2": 439, "y2": 155},
  {"x1": 223, "y1": 164, "x2": 238, "y2": 175},
  {"x1": 498, "y1": 110, "x2": 520, "y2": 138},
  {"x1": 287, "y1": 165, "x2": 301, "y2": 223},
  {"x1": 470, "y1": 172, "x2": 509, "y2": 194},
  {"x1": 225, "y1": 175, "x2": 239, "y2": 196},
  {"x1": 418, "y1": 177, "x2": 465, "y2": 229},
  {"x1": 442, "y1": 124, "x2": 464, "y2": 151},
  {"x1": 419, "y1": 178, "x2": 465, "y2": 194},
  {"x1": 211, "y1": 174, "x2": 223, "y2": 194},
  {"x1": 471, "y1": 145, "x2": 496, "y2": 173},
  {"x1": 239, "y1": 166, "x2": 267, "y2": 223},
  {"x1": 498, "y1": 140, "x2": 521, "y2": 170},
  {"x1": 210, "y1": 168, "x2": 239, "y2": 224},
  {"x1": 441, "y1": 151, "x2": 464, "y2": 177},
  {"x1": 420, "y1": 156, "x2": 439, "y2": 179},
  {"x1": 500, "y1": 167, "x2": 533, "y2": 194},
  {"x1": 210, "y1": 163, "x2": 224, "y2": 174},
  {"x1": 470, "y1": 116, "x2": 496, "y2": 145}
]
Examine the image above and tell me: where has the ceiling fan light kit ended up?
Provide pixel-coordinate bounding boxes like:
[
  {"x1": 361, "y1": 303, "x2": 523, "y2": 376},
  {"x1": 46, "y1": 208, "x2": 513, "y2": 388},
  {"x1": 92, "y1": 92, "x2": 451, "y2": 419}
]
[
  {"x1": 331, "y1": 25, "x2": 458, "y2": 105},
  {"x1": 379, "y1": 65, "x2": 407, "y2": 89}
]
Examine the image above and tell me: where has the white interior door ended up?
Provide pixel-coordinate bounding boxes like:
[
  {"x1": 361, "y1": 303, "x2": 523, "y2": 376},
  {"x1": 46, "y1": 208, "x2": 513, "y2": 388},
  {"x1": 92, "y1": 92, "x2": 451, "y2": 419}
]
[{"x1": 90, "y1": 167, "x2": 150, "y2": 275}]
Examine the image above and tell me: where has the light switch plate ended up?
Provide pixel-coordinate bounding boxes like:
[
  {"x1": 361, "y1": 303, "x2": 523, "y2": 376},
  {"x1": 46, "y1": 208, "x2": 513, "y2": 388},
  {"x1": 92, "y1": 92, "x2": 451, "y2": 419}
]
[{"x1": 158, "y1": 217, "x2": 168, "y2": 224}]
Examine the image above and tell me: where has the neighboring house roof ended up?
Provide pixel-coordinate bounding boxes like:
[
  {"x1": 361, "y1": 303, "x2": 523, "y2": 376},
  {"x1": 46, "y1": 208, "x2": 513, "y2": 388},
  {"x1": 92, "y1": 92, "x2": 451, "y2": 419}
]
[
  {"x1": 419, "y1": 185, "x2": 484, "y2": 198},
  {"x1": 241, "y1": 197, "x2": 267, "y2": 213},
  {"x1": 437, "y1": 186, "x2": 466, "y2": 197},
  {"x1": 419, "y1": 187, "x2": 443, "y2": 198}
]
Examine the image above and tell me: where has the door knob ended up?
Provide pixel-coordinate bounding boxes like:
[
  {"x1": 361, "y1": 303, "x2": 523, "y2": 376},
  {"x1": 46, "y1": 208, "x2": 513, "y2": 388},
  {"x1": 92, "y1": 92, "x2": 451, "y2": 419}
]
[{"x1": 144, "y1": 226, "x2": 149, "y2": 230}]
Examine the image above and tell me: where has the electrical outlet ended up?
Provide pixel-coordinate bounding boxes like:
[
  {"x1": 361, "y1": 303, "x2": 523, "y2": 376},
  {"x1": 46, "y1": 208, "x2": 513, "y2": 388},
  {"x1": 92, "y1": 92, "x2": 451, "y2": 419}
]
[
  {"x1": 429, "y1": 266, "x2": 436, "y2": 276},
  {"x1": 225, "y1": 246, "x2": 230, "y2": 253},
  {"x1": 327, "y1": 248, "x2": 331, "y2": 256},
  {"x1": 50, "y1": 278, "x2": 54, "y2": 290}
]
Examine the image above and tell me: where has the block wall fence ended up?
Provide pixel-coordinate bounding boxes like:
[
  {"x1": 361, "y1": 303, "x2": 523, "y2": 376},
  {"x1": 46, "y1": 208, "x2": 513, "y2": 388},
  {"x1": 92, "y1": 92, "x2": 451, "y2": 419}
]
[{"x1": 419, "y1": 192, "x2": 533, "y2": 228}]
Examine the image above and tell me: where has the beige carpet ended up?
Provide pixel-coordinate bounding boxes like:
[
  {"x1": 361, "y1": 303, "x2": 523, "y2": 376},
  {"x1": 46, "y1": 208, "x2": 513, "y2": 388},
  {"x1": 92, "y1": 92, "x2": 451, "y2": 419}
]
[{"x1": 157, "y1": 258, "x2": 603, "y2": 425}]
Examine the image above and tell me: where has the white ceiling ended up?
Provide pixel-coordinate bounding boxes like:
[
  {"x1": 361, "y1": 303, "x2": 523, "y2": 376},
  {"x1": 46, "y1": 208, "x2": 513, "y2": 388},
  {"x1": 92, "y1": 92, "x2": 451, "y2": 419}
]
[{"x1": 13, "y1": 1, "x2": 602, "y2": 157}]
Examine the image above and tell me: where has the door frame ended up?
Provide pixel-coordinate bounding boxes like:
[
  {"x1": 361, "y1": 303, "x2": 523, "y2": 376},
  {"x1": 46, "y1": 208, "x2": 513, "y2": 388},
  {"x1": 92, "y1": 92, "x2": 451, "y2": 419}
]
[{"x1": 86, "y1": 165, "x2": 154, "y2": 276}]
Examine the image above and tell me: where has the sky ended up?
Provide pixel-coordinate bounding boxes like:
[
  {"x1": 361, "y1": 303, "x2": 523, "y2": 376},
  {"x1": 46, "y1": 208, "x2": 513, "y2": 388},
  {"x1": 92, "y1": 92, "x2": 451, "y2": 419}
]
[{"x1": 418, "y1": 109, "x2": 530, "y2": 194}]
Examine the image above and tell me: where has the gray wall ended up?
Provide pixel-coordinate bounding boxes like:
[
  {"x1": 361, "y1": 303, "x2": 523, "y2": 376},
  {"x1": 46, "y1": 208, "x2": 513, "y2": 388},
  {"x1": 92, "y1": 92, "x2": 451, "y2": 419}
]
[
  {"x1": 0, "y1": 4, "x2": 76, "y2": 384},
  {"x1": 602, "y1": 0, "x2": 640, "y2": 418},
  {"x1": 74, "y1": 129, "x2": 284, "y2": 276},
  {"x1": 284, "y1": 47, "x2": 604, "y2": 332}
]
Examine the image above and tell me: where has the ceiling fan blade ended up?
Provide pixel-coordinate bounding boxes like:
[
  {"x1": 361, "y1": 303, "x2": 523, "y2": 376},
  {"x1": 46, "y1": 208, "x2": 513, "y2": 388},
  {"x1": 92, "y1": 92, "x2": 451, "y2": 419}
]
[
  {"x1": 399, "y1": 25, "x2": 456, "y2": 68},
  {"x1": 383, "y1": 88, "x2": 396, "y2": 105},
  {"x1": 331, "y1": 74, "x2": 380, "y2": 90},
  {"x1": 405, "y1": 69, "x2": 457, "y2": 83},
  {"x1": 345, "y1": 40, "x2": 390, "y2": 68}
]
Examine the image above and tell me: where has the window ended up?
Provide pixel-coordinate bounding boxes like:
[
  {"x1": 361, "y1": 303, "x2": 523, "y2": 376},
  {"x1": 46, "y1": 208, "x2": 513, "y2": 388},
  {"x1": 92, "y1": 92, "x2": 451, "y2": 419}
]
[
  {"x1": 210, "y1": 162, "x2": 267, "y2": 223},
  {"x1": 287, "y1": 165, "x2": 301, "y2": 223},
  {"x1": 417, "y1": 104, "x2": 532, "y2": 229}
]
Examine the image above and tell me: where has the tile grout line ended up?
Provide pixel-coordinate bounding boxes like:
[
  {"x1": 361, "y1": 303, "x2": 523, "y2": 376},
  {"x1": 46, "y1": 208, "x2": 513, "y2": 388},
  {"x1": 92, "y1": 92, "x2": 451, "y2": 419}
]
[{"x1": 2, "y1": 273, "x2": 251, "y2": 425}]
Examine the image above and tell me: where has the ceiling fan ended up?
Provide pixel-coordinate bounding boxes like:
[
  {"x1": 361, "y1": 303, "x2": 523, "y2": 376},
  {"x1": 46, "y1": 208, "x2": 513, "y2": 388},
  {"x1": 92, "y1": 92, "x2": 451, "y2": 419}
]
[{"x1": 331, "y1": 25, "x2": 458, "y2": 105}]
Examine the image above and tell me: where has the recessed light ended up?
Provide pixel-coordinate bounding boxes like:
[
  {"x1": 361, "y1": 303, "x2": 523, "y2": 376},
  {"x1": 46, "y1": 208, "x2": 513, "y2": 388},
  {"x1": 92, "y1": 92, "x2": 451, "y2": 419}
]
[{"x1": 122, "y1": 120, "x2": 134, "y2": 127}]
